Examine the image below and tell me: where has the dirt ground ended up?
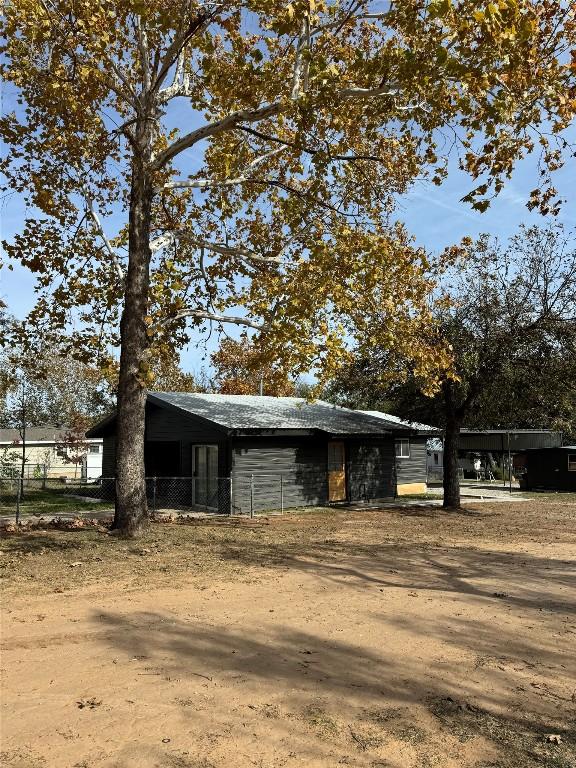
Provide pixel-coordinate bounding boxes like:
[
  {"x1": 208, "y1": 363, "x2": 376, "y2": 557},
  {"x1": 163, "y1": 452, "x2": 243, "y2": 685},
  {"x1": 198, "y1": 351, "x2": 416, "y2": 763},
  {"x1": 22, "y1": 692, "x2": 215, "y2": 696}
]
[{"x1": 1, "y1": 501, "x2": 575, "y2": 768}]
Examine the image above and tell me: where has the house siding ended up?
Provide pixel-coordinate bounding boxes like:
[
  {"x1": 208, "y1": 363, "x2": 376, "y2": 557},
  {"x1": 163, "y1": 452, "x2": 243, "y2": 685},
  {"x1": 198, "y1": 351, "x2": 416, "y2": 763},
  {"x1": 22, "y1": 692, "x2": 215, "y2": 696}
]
[
  {"x1": 102, "y1": 435, "x2": 116, "y2": 477},
  {"x1": 396, "y1": 436, "x2": 428, "y2": 488},
  {"x1": 230, "y1": 437, "x2": 328, "y2": 513},
  {"x1": 347, "y1": 440, "x2": 396, "y2": 501},
  {"x1": 145, "y1": 402, "x2": 228, "y2": 477},
  {"x1": 145, "y1": 402, "x2": 225, "y2": 443},
  {"x1": 230, "y1": 436, "x2": 398, "y2": 513}
]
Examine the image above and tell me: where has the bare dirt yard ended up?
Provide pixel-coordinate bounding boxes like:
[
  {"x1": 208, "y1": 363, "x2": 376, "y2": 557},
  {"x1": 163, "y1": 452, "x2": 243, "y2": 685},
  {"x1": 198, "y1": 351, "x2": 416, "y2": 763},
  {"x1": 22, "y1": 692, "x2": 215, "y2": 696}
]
[{"x1": 1, "y1": 500, "x2": 575, "y2": 768}]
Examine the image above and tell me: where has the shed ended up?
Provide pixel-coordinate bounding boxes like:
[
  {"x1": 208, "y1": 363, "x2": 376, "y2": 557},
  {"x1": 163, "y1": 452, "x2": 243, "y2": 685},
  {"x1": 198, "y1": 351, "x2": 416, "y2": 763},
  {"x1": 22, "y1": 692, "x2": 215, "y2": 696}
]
[
  {"x1": 458, "y1": 430, "x2": 563, "y2": 453},
  {"x1": 525, "y1": 446, "x2": 576, "y2": 492},
  {"x1": 87, "y1": 393, "x2": 427, "y2": 513}
]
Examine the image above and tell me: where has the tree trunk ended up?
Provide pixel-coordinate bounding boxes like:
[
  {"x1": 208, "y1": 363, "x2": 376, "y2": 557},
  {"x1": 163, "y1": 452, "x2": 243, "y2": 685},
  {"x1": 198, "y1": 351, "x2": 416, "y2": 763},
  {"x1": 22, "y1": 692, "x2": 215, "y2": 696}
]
[
  {"x1": 443, "y1": 414, "x2": 462, "y2": 508},
  {"x1": 113, "y1": 138, "x2": 153, "y2": 536},
  {"x1": 441, "y1": 381, "x2": 463, "y2": 509}
]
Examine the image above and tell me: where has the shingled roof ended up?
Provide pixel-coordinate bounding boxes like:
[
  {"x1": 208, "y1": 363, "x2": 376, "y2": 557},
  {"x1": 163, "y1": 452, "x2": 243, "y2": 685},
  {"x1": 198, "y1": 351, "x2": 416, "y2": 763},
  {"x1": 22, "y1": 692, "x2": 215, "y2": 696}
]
[
  {"x1": 146, "y1": 392, "x2": 413, "y2": 435},
  {"x1": 0, "y1": 426, "x2": 68, "y2": 444}
]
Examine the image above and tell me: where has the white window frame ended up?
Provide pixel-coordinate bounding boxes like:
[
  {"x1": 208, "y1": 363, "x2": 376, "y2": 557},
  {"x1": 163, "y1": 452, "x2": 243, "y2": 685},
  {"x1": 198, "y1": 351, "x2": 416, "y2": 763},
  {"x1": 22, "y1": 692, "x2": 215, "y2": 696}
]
[
  {"x1": 568, "y1": 454, "x2": 576, "y2": 472},
  {"x1": 395, "y1": 438, "x2": 410, "y2": 459}
]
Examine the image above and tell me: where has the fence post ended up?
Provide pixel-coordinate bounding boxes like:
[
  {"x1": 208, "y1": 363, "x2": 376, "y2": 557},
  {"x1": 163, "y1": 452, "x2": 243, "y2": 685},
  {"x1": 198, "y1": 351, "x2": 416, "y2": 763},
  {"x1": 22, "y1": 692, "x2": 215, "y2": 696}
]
[
  {"x1": 152, "y1": 476, "x2": 157, "y2": 514},
  {"x1": 280, "y1": 474, "x2": 284, "y2": 515},
  {"x1": 250, "y1": 474, "x2": 254, "y2": 519},
  {"x1": 229, "y1": 476, "x2": 233, "y2": 516},
  {"x1": 15, "y1": 478, "x2": 21, "y2": 526},
  {"x1": 42, "y1": 463, "x2": 47, "y2": 490}
]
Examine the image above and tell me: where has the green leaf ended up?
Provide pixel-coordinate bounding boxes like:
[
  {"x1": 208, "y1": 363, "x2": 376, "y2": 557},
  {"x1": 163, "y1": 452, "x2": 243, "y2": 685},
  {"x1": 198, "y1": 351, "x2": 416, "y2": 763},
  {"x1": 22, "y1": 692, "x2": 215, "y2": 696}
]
[
  {"x1": 436, "y1": 46, "x2": 448, "y2": 64},
  {"x1": 428, "y1": 0, "x2": 451, "y2": 19}
]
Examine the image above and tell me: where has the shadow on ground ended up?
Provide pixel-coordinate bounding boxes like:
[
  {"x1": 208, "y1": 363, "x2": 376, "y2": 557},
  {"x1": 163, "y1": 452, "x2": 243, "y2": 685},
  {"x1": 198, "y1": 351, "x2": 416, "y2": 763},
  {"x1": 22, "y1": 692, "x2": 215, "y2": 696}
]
[
  {"x1": 93, "y1": 606, "x2": 576, "y2": 768},
  {"x1": 214, "y1": 536, "x2": 576, "y2": 616}
]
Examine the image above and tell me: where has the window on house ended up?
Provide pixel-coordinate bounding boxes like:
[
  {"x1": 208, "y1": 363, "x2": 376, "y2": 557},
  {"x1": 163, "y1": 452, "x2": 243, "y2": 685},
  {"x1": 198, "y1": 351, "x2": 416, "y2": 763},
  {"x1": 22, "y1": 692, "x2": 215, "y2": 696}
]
[
  {"x1": 568, "y1": 454, "x2": 576, "y2": 472},
  {"x1": 434, "y1": 453, "x2": 439, "y2": 465},
  {"x1": 395, "y1": 439, "x2": 410, "y2": 459},
  {"x1": 89, "y1": 445, "x2": 100, "y2": 454}
]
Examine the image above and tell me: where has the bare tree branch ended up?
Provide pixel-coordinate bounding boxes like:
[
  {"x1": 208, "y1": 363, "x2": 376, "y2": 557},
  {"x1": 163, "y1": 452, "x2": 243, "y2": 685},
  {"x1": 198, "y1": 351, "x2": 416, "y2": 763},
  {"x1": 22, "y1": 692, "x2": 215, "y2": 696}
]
[
  {"x1": 291, "y1": 15, "x2": 311, "y2": 100},
  {"x1": 157, "y1": 146, "x2": 286, "y2": 192},
  {"x1": 136, "y1": 16, "x2": 151, "y2": 93},
  {"x1": 152, "y1": 80, "x2": 429, "y2": 170},
  {"x1": 158, "y1": 49, "x2": 185, "y2": 102},
  {"x1": 152, "y1": 9, "x2": 213, "y2": 94},
  {"x1": 340, "y1": 86, "x2": 399, "y2": 99},
  {"x1": 169, "y1": 309, "x2": 265, "y2": 329},
  {"x1": 150, "y1": 231, "x2": 284, "y2": 265},
  {"x1": 151, "y1": 102, "x2": 283, "y2": 169},
  {"x1": 150, "y1": 233, "x2": 176, "y2": 253},
  {"x1": 84, "y1": 195, "x2": 125, "y2": 283},
  {"x1": 236, "y1": 125, "x2": 385, "y2": 163}
]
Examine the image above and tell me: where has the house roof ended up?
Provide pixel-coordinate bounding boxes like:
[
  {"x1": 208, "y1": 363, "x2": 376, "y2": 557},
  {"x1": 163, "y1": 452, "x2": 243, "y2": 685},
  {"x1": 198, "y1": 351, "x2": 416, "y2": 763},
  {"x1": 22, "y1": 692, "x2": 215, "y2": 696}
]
[
  {"x1": 146, "y1": 392, "x2": 413, "y2": 436},
  {"x1": 0, "y1": 426, "x2": 103, "y2": 444},
  {"x1": 0, "y1": 426, "x2": 67, "y2": 444},
  {"x1": 360, "y1": 410, "x2": 439, "y2": 436},
  {"x1": 460, "y1": 428, "x2": 561, "y2": 434},
  {"x1": 525, "y1": 445, "x2": 576, "y2": 451}
]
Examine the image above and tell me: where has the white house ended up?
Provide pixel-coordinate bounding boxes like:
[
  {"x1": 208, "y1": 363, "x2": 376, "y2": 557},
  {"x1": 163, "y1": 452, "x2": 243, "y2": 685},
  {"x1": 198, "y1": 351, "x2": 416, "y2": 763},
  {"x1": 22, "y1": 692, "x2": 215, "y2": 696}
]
[{"x1": 0, "y1": 426, "x2": 103, "y2": 479}]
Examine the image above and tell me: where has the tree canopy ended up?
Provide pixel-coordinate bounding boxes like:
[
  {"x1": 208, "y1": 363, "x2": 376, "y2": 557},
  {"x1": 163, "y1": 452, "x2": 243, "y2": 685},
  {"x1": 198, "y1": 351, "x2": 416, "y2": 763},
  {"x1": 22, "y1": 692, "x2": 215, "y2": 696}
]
[
  {"x1": 2, "y1": 1, "x2": 574, "y2": 374},
  {"x1": 2, "y1": 0, "x2": 575, "y2": 531},
  {"x1": 211, "y1": 336, "x2": 297, "y2": 395},
  {"x1": 324, "y1": 224, "x2": 576, "y2": 505}
]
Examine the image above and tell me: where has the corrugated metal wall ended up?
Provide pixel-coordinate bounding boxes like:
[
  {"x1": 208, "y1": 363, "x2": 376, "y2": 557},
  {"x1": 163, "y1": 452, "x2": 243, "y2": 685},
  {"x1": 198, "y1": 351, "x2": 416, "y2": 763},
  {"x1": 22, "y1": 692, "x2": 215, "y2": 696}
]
[{"x1": 458, "y1": 431, "x2": 562, "y2": 452}]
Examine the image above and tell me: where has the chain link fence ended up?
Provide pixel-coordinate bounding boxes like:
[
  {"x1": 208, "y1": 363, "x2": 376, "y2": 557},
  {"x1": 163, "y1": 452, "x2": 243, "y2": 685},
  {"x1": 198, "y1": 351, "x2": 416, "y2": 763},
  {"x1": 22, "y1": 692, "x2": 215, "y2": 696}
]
[
  {"x1": 426, "y1": 467, "x2": 465, "y2": 484},
  {"x1": 0, "y1": 462, "x2": 103, "y2": 481},
  {"x1": 1, "y1": 472, "x2": 401, "y2": 523}
]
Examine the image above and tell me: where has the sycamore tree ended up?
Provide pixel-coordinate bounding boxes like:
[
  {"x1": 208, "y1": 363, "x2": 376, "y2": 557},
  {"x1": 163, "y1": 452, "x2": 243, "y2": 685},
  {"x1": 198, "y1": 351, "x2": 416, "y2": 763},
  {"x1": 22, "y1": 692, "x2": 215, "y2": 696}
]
[
  {"x1": 2, "y1": 1, "x2": 575, "y2": 534},
  {"x1": 211, "y1": 335, "x2": 297, "y2": 395}
]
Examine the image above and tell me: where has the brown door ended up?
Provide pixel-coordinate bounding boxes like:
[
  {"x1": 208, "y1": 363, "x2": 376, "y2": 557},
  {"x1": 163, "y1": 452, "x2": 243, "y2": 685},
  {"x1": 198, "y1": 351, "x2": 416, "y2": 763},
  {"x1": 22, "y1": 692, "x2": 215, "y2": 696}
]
[{"x1": 328, "y1": 441, "x2": 346, "y2": 502}]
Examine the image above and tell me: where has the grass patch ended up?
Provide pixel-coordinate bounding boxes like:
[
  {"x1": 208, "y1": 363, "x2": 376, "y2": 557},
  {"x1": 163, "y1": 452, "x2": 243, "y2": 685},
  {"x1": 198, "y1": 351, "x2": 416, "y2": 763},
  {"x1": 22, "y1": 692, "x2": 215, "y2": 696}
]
[
  {"x1": 0, "y1": 486, "x2": 113, "y2": 517},
  {"x1": 429, "y1": 696, "x2": 576, "y2": 767},
  {"x1": 302, "y1": 705, "x2": 339, "y2": 736},
  {"x1": 521, "y1": 491, "x2": 576, "y2": 503}
]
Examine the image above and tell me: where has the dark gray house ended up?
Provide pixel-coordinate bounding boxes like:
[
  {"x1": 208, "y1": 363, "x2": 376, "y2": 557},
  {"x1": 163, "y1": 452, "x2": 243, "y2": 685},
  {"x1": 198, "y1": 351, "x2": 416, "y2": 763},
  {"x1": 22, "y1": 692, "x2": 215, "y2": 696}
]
[
  {"x1": 87, "y1": 393, "x2": 433, "y2": 514},
  {"x1": 361, "y1": 410, "x2": 438, "y2": 495},
  {"x1": 525, "y1": 446, "x2": 576, "y2": 492}
]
